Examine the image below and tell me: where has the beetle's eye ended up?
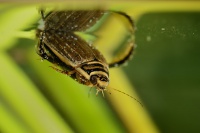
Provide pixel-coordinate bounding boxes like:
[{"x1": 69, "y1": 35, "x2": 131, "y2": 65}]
[{"x1": 90, "y1": 75, "x2": 98, "y2": 85}]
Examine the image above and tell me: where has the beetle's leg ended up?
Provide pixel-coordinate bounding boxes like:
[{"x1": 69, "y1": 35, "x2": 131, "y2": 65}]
[
  {"x1": 108, "y1": 11, "x2": 135, "y2": 68},
  {"x1": 36, "y1": 36, "x2": 47, "y2": 59},
  {"x1": 36, "y1": 37, "x2": 53, "y2": 61},
  {"x1": 36, "y1": 38, "x2": 64, "y2": 65},
  {"x1": 109, "y1": 41, "x2": 134, "y2": 68},
  {"x1": 40, "y1": 9, "x2": 45, "y2": 20},
  {"x1": 39, "y1": 8, "x2": 53, "y2": 21},
  {"x1": 38, "y1": 8, "x2": 45, "y2": 19},
  {"x1": 111, "y1": 11, "x2": 134, "y2": 33},
  {"x1": 49, "y1": 66, "x2": 75, "y2": 76}
]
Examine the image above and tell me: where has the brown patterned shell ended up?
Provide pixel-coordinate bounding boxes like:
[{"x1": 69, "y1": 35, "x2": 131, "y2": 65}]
[
  {"x1": 43, "y1": 32, "x2": 107, "y2": 67},
  {"x1": 41, "y1": 10, "x2": 108, "y2": 67},
  {"x1": 44, "y1": 10, "x2": 105, "y2": 31}
]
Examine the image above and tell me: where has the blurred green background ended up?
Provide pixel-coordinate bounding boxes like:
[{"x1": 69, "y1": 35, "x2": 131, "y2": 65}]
[
  {"x1": 0, "y1": 2, "x2": 200, "y2": 133},
  {"x1": 130, "y1": 12, "x2": 200, "y2": 133}
]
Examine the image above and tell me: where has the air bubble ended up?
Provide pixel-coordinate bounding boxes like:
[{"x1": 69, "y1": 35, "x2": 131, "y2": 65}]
[
  {"x1": 161, "y1": 28, "x2": 165, "y2": 31},
  {"x1": 146, "y1": 36, "x2": 151, "y2": 42}
]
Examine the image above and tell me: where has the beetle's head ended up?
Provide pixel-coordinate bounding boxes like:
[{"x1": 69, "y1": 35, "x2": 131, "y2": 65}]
[{"x1": 90, "y1": 73, "x2": 109, "y2": 95}]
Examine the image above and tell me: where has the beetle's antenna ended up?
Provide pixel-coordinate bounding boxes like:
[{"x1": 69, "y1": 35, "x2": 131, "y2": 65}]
[
  {"x1": 106, "y1": 89, "x2": 112, "y2": 95},
  {"x1": 108, "y1": 87, "x2": 143, "y2": 107}
]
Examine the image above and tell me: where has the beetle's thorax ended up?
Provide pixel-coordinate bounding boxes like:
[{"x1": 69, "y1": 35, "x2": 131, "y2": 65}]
[{"x1": 75, "y1": 61, "x2": 109, "y2": 90}]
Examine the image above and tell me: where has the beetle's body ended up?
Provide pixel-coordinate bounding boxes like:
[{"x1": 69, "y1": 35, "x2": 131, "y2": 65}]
[{"x1": 36, "y1": 10, "x2": 134, "y2": 95}]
